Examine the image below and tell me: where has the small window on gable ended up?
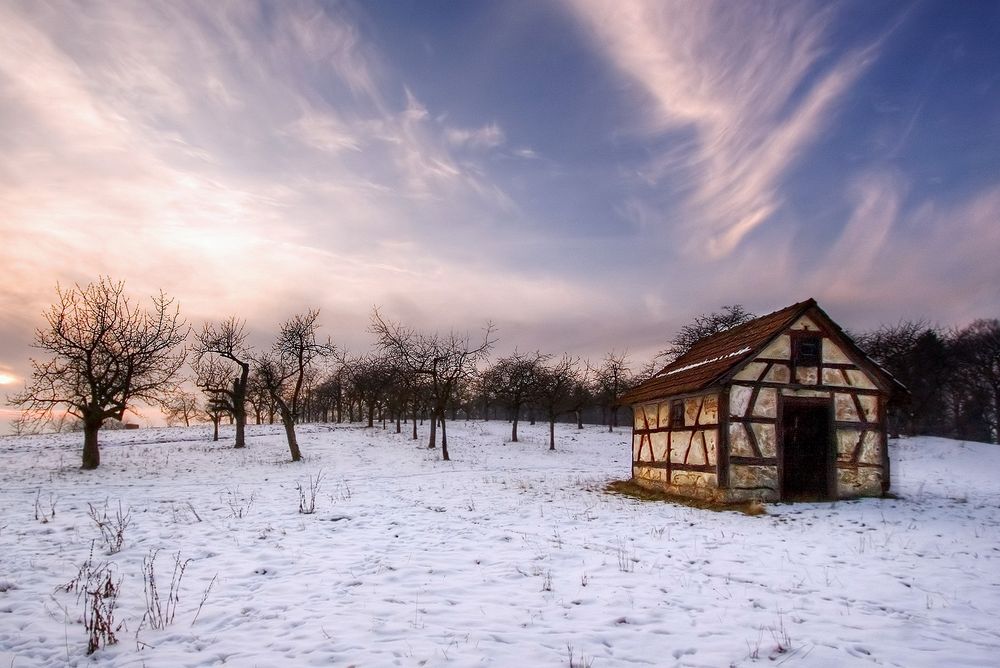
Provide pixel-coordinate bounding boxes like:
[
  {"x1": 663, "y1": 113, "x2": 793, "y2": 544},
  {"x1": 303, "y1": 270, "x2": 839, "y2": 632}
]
[
  {"x1": 671, "y1": 399, "x2": 685, "y2": 427},
  {"x1": 793, "y1": 335, "x2": 822, "y2": 367}
]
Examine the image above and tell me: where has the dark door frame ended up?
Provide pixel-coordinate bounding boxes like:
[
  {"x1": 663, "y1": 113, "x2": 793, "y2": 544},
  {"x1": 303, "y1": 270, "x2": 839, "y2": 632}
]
[{"x1": 777, "y1": 396, "x2": 836, "y2": 500}]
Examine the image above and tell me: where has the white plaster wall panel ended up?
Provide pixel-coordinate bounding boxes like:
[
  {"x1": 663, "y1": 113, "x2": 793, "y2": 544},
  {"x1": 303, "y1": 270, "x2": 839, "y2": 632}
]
[
  {"x1": 835, "y1": 393, "x2": 860, "y2": 421},
  {"x1": 658, "y1": 401, "x2": 671, "y2": 428},
  {"x1": 632, "y1": 434, "x2": 642, "y2": 460},
  {"x1": 759, "y1": 335, "x2": 791, "y2": 359},
  {"x1": 752, "y1": 423, "x2": 777, "y2": 457},
  {"x1": 651, "y1": 432, "x2": 669, "y2": 461},
  {"x1": 729, "y1": 423, "x2": 755, "y2": 457},
  {"x1": 765, "y1": 364, "x2": 791, "y2": 384},
  {"x1": 704, "y1": 429, "x2": 718, "y2": 465},
  {"x1": 670, "y1": 439, "x2": 687, "y2": 463},
  {"x1": 730, "y1": 385, "x2": 753, "y2": 416},
  {"x1": 858, "y1": 395, "x2": 878, "y2": 422},
  {"x1": 795, "y1": 366, "x2": 819, "y2": 384},
  {"x1": 846, "y1": 369, "x2": 878, "y2": 389},
  {"x1": 733, "y1": 362, "x2": 767, "y2": 381},
  {"x1": 634, "y1": 408, "x2": 646, "y2": 429},
  {"x1": 753, "y1": 388, "x2": 778, "y2": 418},
  {"x1": 859, "y1": 432, "x2": 881, "y2": 464},
  {"x1": 687, "y1": 432, "x2": 706, "y2": 465},
  {"x1": 684, "y1": 398, "x2": 700, "y2": 425},
  {"x1": 700, "y1": 394, "x2": 718, "y2": 424},
  {"x1": 790, "y1": 315, "x2": 820, "y2": 331},
  {"x1": 822, "y1": 340, "x2": 853, "y2": 364},
  {"x1": 822, "y1": 368, "x2": 851, "y2": 386},
  {"x1": 836, "y1": 429, "x2": 860, "y2": 459}
]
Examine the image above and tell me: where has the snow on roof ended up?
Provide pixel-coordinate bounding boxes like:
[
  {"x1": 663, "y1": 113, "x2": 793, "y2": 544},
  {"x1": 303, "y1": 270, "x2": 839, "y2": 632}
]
[{"x1": 659, "y1": 346, "x2": 752, "y2": 377}]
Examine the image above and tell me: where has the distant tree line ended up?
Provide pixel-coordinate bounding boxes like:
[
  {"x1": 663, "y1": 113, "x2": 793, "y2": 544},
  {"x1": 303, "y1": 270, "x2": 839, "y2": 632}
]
[
  {"x1": 10, "y1": 280, "x2": 999, "y2": 470},
  {"x1": 9, "y1": 278, "x2": 659, "y2": 468},
  {"x1": 855, "y1": 320, "x2": 1000, "y2": 444}
]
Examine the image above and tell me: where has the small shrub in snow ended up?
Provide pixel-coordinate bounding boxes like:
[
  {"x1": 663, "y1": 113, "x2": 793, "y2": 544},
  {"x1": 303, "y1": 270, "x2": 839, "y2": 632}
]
[
  {"x1": 84, "y1": 566, "x2": 123, "y2": 655},
  {"x1": 615, "y1": 538, "x2": 636, "y2": 573},
  {"x1": 87, "y1": 500, "x2": 131, "y2": 554},
  {"x1": 140, "y1": 549, "x2": 191, "y2": 631},
  {"x1": 297, "y1": 470, "x2": 323, "y2": 514},
  {"x1": 566, "y1": 644, "x2": 595, "y2": 667},
  {"x1": 34, "y1": 489, "x2": 57, "y2": 523},
  {"x1": 223, "y1": 487, "x2": 255, "y2": 519},
  {"x1": 61, "y1": 545, "x2": 122, "y2": 656}
]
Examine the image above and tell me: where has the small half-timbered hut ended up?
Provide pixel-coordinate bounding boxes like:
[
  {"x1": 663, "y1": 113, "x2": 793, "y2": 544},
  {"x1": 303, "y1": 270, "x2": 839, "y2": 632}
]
[{"x1": 620, "y1": 299, "x2": 905, "y2": 503}]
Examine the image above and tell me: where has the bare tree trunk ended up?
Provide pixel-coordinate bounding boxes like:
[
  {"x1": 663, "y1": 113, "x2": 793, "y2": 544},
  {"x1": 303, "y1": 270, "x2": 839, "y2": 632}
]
[
  {"x1": 367, "y1": 401, "x2": 375, "y2": 428},
  {"x1": 212, "y1": 416, "x2": 220, "y2": 441},
  {"x1": 411, "y1": 401, "x2": 418, "y2": 441},
  {"x1": 576, "y1": 409, "x2": 583, "y2": 429},
  {"x1": 439, "y1": 411, "x2": 449, "y2": 461},
  {"x1": 549, "y1": 419, "x2": 556, "y2": 450},
  {"x1": 428, "y1": 411, "x2": 437, "y2": 448},
  {"x1": 281, "y1": 410, "x2": 301, "y2": 461},
  {"x1": 82, "y1": 419, "x2": 101, "y2": 470},
  {"x1": 511, "y1": 404, "x2": 520, "y2": 442},
  {"x1": 234, "y1": 406, "x2": 247, "y2": 449},
  {"x1": 396, "y1": 411, "x2": 401, "y2": 434}
]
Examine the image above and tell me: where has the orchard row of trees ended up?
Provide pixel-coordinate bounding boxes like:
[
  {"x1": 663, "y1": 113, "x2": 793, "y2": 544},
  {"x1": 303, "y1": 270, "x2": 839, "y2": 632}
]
[
  {"x1": 10, "y1": 279, "x2": 1000, "y2": 470},
  {"x1": 856, "y1": 320, "x2": 1000, "y2": 444},
  {"x1": 9, "y1": 279, "x2": 657, "y2": 469}
]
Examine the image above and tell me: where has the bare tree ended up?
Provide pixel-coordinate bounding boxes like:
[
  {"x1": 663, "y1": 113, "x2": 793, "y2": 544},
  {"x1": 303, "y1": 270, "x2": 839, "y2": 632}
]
[
  {"x1": 856, "y1": 320, "x2": 950, "y2": 437},
  {"x1": 163, "y1": 390, "x2": 202, "y2": 427},
  {"x1": 536, "y1": 355, "x2": 579, "y2": 450},
  {"x1": 659, "y1": 304, "x2": 756, "y2": 362},
  {"x1": 245, "y1": 372, "x2": 273, "y2": 425},
  {"x1": 9, "y1": 278, "x2": 188, "y2": 469},
  {"x1": 370, "y1": 309, "x2": 495, "y2": 460},
  {"x1": 344, "y1": 353, "x2": 398, "y2": 428},
  {"x1": 595, "y1": 351, "x2": 632, "y2": 433},
  {"x1": 484, "y1": 351, "x2": 550, "y2": 443},
  {"x1": 255, "y1": 310, "x2": 334, "y2": 462},
  {"x1": 194, "y1": 317, "x2": 252, "y2": 448},
  {"x1": 567, "y1": 362, "x2": 595, "y2": 429}
]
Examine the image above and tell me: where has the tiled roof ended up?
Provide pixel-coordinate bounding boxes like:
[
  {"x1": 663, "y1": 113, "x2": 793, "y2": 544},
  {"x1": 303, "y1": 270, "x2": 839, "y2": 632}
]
[{"x1": 620, "y1": 299, "x2": 817, "y2": 405}]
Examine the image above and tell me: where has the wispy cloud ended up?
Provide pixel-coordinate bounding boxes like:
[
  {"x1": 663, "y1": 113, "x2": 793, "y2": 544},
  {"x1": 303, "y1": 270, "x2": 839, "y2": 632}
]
[
  {"x1": 808, "y1": 178, "x2": 1000, "y2": 324},
  {"x1": 0, "y1": 0, "x2": 524, "y2": 349},
  {"x1": 446, "y1": 123, "x2": 506, "y2": 149},
  {"x1": 565, "y1": 0, "x2": 877, "y2": 257}
]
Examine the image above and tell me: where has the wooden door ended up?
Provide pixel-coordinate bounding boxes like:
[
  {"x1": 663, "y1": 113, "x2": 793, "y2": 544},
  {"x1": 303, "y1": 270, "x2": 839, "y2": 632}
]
[{"x1": 780, "y1": 399, "x2": 834, "y2": 500}]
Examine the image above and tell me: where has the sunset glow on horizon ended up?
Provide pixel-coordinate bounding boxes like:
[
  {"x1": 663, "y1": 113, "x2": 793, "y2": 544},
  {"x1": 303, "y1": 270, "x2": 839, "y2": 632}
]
[{"x1": 2, "y1": 1, "x2": 999, "y2": 432}]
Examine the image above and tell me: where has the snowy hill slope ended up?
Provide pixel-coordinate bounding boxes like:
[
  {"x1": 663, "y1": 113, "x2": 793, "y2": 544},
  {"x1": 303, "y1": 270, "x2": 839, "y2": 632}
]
[{"x1": 0, "y1": 422, "x2": 998, "y2": 667}]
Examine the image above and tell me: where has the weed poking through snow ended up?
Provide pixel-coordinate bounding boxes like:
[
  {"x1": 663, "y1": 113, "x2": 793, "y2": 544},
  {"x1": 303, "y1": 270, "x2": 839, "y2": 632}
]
[
  {"x1": 87, "y1": 501, "x2": 131, "y2": 554},
  {"x1": 298, "y1": 470, "x2": 324, "y2": 514},
  {"x1": 140, "y1": 549, "x2": 191, "y2": 631}
]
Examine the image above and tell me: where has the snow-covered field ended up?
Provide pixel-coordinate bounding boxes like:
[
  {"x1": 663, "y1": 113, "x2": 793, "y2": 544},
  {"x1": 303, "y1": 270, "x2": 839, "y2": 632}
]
[{"x1": 0, "y1": 421, "x2": 998, "y2": 667}]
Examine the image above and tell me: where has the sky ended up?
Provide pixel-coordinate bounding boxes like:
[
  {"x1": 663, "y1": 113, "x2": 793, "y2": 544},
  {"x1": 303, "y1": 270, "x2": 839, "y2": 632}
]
[{"x1": 1, "y1": 0, "x2": 999, "y2": 427}]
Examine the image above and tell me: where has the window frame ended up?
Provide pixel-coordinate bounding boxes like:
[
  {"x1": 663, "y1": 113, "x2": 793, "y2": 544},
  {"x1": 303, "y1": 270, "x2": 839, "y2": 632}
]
[{"x1": 791, "y1": 333, "x2": 823, "y2": 367}]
